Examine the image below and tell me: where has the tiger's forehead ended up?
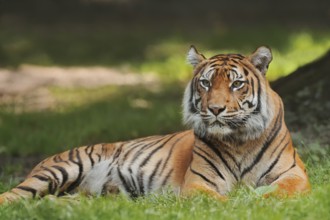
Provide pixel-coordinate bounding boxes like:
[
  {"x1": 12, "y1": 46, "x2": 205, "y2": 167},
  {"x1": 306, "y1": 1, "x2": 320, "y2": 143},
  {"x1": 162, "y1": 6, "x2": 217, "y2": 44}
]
[
  {"x1": 209, "y1": 53, "x2": 246, "y2": 62},
  {"x1": 197, "y1": 54, "x2": 248, "y2": 80}
]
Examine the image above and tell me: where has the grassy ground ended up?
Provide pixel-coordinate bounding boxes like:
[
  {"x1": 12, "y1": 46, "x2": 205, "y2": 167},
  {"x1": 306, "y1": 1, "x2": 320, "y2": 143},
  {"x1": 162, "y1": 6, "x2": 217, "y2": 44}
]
[
  {"x1": 0, "y1": 159, "x2": 329, "y2": 220},
  {"x1": 0, "y1": 24, "x2": 330, "y2": 219},
  {"x1": 0, "y1": 84, "x2": 184, "y2": 156}
]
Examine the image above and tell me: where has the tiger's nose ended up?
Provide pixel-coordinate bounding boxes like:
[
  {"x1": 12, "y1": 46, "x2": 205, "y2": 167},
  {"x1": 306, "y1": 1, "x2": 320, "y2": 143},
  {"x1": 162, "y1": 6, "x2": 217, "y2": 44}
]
[{"x1": 208, "y1": 104, "x2": 226, "y2": 116}]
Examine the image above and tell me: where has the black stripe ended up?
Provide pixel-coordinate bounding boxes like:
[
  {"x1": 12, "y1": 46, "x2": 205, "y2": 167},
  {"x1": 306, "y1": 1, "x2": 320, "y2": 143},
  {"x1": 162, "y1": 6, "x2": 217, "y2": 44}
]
[
  {"x1": 210, "y1": 63, "x2": 219, "y2": 68},
  {"x1": 96, "y1": 153, "x2": 101, "y2": 162},
  {"x1": 85, "y1": 145, "x2": 95, "y2": 167},
  {"x1": 161, "y1": 169, "x2": 173, "y2": 187},
  {"x1": 189, "y1": 79, "x2": 198, "y2": 114},
  {"x1": 269, "y1": 130, "x2": 288, "y2": 158},
  {"x1": 242, "y1": 100, "x2": 255, "y2": 108},
  {"x1": 66, "y1": 148, "x2": 84, "y2": 192},
  {"x1": 231, "y1": 54, "x2": 245, "y2": 59},
  {"x1": 42, "y1": 166, "x2": 60, "y2": 187},
  {"x1": 130, "y1": 134, "x2": 177, "y2": 167},
  {"x1": 32, "y1": 174, "x2": 49, "y2": 182},
  {"x1": 250, "y1": 78, "x2": 255, "y2": 102},
  {"x1": 32, "y1": 174, "x2": 55, "y2": 194},
  {"x1": 128, "y1": 168, "x2": 138, "y2": 192},
  {"x1": 113, "y1": 145, "x2": 123, "y2": 159},
  {"x1": 53, "y1": 155, "x2": 61, "y2": 163},
  {"x1": 147, "y1": 160, "x2": 162, "y2": 191},
  {"x1": 189, "y1": 79, "x2": 194, "y2": 103},
  {"x1": 48, "y1": 180, "x2": 55, "y2": 194},
  {"x1": 107, "y1": 166, "x2": 114, "y2": 177},
  {"x1": 122, "y1": 136, "x2": 159, "y2": 159},
  {"x1": 190, "y1": 167, "x2": 216, "y2": 187},
  {"x1": 202, "y1": 138, "x2": 239, "y2": 181},
  {"x1": 257, "y1": 141, "x2": 290, "y2": 185},
  {"x1": 140, "y1": 133, "x2": 188, "y2": 168},
  {"x1": 241, "y1": 107, "x2": 283, "y2": 178},
  {"x1": 241, "y1": 62, "x2": 262, "y2": 115},
  {"x1": 52, "y1": 165, "x2": 69, "y2": 188},
  {"x1": 231, "y1": 59, "x2": 239, "y2": 64},
  {"x1": 158, "y1": 145, "x2": 175, "y2": 176},
  {"x1": 15, "y1": 186, "x2": 37, "y2": 198},
  {"x1": 271, "y1": 155, "x2": 296, "y2": 184},
  {"x1": 139, "y1": 133, "x2": 179, "y2": 168},
  {"x1": 195, "y1": 97, "x2": 201, "y2": 106},
  {"x1": 222, "y1": 148, "x2": 240, "y2": 170},
  {"x1": 253, "y1": 72, "x2": 261, "y2": 114},
  {"x1": 243, "y1": 68, "x2": 249, "y2": 76},
  {"x1": 122, "y1": 142, "x2": 146, "y2": 161},
  {"x1": 124, "y1": 135, "x2": 169, "y2": 162},
  {"x1": 53, "y1": 154, "x2": 70, "y2": 165},
  {"x1": 117, "y1": 167, "x2": 136, "y2": 198},
  {"x1": 194, "y1": 145, "x2": 214, "y2": 161},
  {"x1": 193, "y1": 149, "x2": 225, "y2": 181},
  {"x1": 137, "y1": 171, "x2": 145, "y2": 196}
]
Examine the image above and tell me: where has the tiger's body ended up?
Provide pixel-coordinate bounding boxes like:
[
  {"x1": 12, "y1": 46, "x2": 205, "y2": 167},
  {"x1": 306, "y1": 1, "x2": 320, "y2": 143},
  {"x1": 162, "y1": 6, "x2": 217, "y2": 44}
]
[{"x1": 0, "y1": 46, "x2": 310, "y2": 204}]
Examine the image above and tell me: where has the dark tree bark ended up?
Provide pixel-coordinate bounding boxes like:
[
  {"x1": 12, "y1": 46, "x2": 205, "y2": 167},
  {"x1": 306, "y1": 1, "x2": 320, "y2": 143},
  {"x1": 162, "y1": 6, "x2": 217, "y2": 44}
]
[{"x1": 271, "y1": 50, "x2": 330, "y2": 145}]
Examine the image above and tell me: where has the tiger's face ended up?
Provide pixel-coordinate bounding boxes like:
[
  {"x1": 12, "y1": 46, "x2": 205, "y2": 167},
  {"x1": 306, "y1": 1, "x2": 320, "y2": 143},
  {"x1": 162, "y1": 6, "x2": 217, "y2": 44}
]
[{"x1": 183, "y1": 46, "x2": 275, "y2": 144}]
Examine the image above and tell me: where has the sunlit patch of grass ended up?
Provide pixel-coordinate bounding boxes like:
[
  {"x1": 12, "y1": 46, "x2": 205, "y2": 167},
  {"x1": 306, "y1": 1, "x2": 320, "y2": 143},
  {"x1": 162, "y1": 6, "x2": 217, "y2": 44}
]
[{"x1": 49, "y1": 86, "x2": 119, "y2": 112}]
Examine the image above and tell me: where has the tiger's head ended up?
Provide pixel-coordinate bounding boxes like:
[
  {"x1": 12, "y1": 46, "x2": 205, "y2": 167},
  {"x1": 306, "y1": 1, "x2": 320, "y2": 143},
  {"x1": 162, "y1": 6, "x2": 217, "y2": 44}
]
[{"x1": 183, "y1": 46, "x2": 276, "y2": 144}]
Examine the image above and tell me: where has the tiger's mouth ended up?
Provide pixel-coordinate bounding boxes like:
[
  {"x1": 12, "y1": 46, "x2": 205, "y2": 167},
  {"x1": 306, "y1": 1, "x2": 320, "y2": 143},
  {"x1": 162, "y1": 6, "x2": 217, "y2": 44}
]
[
  {"x1": 205, "y1": 115, "x2": 246, "y2": 131},
  {"x1": 209, "y1": 120, "x2": 225, "y2": 127}
]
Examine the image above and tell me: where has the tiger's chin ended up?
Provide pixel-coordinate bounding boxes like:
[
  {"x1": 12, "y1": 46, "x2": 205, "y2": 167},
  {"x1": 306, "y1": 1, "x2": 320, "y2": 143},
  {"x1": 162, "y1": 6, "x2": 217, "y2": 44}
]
[
  {"x1": 192, "y1": 120, "x2": 237, "y2": 143},
  {"x1": 206, "y1": 122, "x2": 233, "y2": 136},
  {"x1": 192, "y1": 115, "x2": 267, "y2": 146}
]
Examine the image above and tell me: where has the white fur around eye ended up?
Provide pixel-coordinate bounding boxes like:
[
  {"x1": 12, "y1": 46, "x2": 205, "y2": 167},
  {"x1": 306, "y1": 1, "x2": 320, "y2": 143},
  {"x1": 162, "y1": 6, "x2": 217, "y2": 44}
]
[
  {"x1": 231, "y1": 81, "x2": 245, "y2": 91},
  {"x1": 200, "y1": 79, "x2": 211, "y2": 90}
]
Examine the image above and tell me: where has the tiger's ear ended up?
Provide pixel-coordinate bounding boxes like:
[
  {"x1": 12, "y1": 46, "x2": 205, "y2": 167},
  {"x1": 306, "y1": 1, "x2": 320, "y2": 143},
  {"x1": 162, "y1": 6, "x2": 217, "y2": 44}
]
[
  {"x1": 187, "y1": 45, "x2": 206, "y2": 68},
  {"x1": 249, "y1": 46, "x2": 272, "y2": 75}
]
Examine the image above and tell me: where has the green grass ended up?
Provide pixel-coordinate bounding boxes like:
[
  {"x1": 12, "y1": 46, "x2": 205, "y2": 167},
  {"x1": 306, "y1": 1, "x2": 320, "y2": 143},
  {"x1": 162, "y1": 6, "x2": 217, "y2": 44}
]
[
  {"x1": 0, "y1": 84, "x2": 185, "y2": 156},
  {"x1": 0, "y1": 158, "x2": 329, "y2": 220}
]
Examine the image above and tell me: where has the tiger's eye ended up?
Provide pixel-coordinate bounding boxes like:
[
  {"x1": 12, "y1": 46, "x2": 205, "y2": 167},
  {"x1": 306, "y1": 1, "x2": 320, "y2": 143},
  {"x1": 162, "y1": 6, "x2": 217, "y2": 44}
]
[
  {"x1": 232, "y1": 81, "x2": 244, "y2": 89},
  {"x1": 200, "y1": 80, "x2": 211, "y2": 88}
]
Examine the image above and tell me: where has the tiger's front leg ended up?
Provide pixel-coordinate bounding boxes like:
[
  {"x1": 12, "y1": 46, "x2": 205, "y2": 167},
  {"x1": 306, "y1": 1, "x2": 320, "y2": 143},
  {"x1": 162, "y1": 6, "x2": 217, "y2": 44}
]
[
  {"x1": 0, "y1": 143, "x2": 118, "y2": 204},
  {"x1": 181, "y1": 148, "x2": 229, "y2": 201},
  {"x1": 264, "y1": 150, "x2": 310, "y2": 197},
  {"x1": 270, "y1": 164, "x2": 310, "y2": 197}
]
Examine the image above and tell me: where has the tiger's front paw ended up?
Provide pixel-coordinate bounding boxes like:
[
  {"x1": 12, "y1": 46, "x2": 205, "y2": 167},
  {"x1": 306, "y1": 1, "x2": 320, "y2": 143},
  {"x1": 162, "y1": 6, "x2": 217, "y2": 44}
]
[
  {"x1": 0, "y1": 192, "x2": 22, "y2": 205},
  {"x1": 182, "y1": 184, "x2": 227, "y2": 202},
  {"x1": 0, "y1": 193, "x2": 10, "y2": 205}
]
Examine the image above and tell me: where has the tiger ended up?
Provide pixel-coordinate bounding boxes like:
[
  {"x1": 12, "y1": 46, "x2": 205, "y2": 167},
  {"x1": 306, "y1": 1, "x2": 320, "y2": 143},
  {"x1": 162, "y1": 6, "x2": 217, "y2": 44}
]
[{"x1": 0, "y1": 46, "x2": 310, "y2": 204}]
